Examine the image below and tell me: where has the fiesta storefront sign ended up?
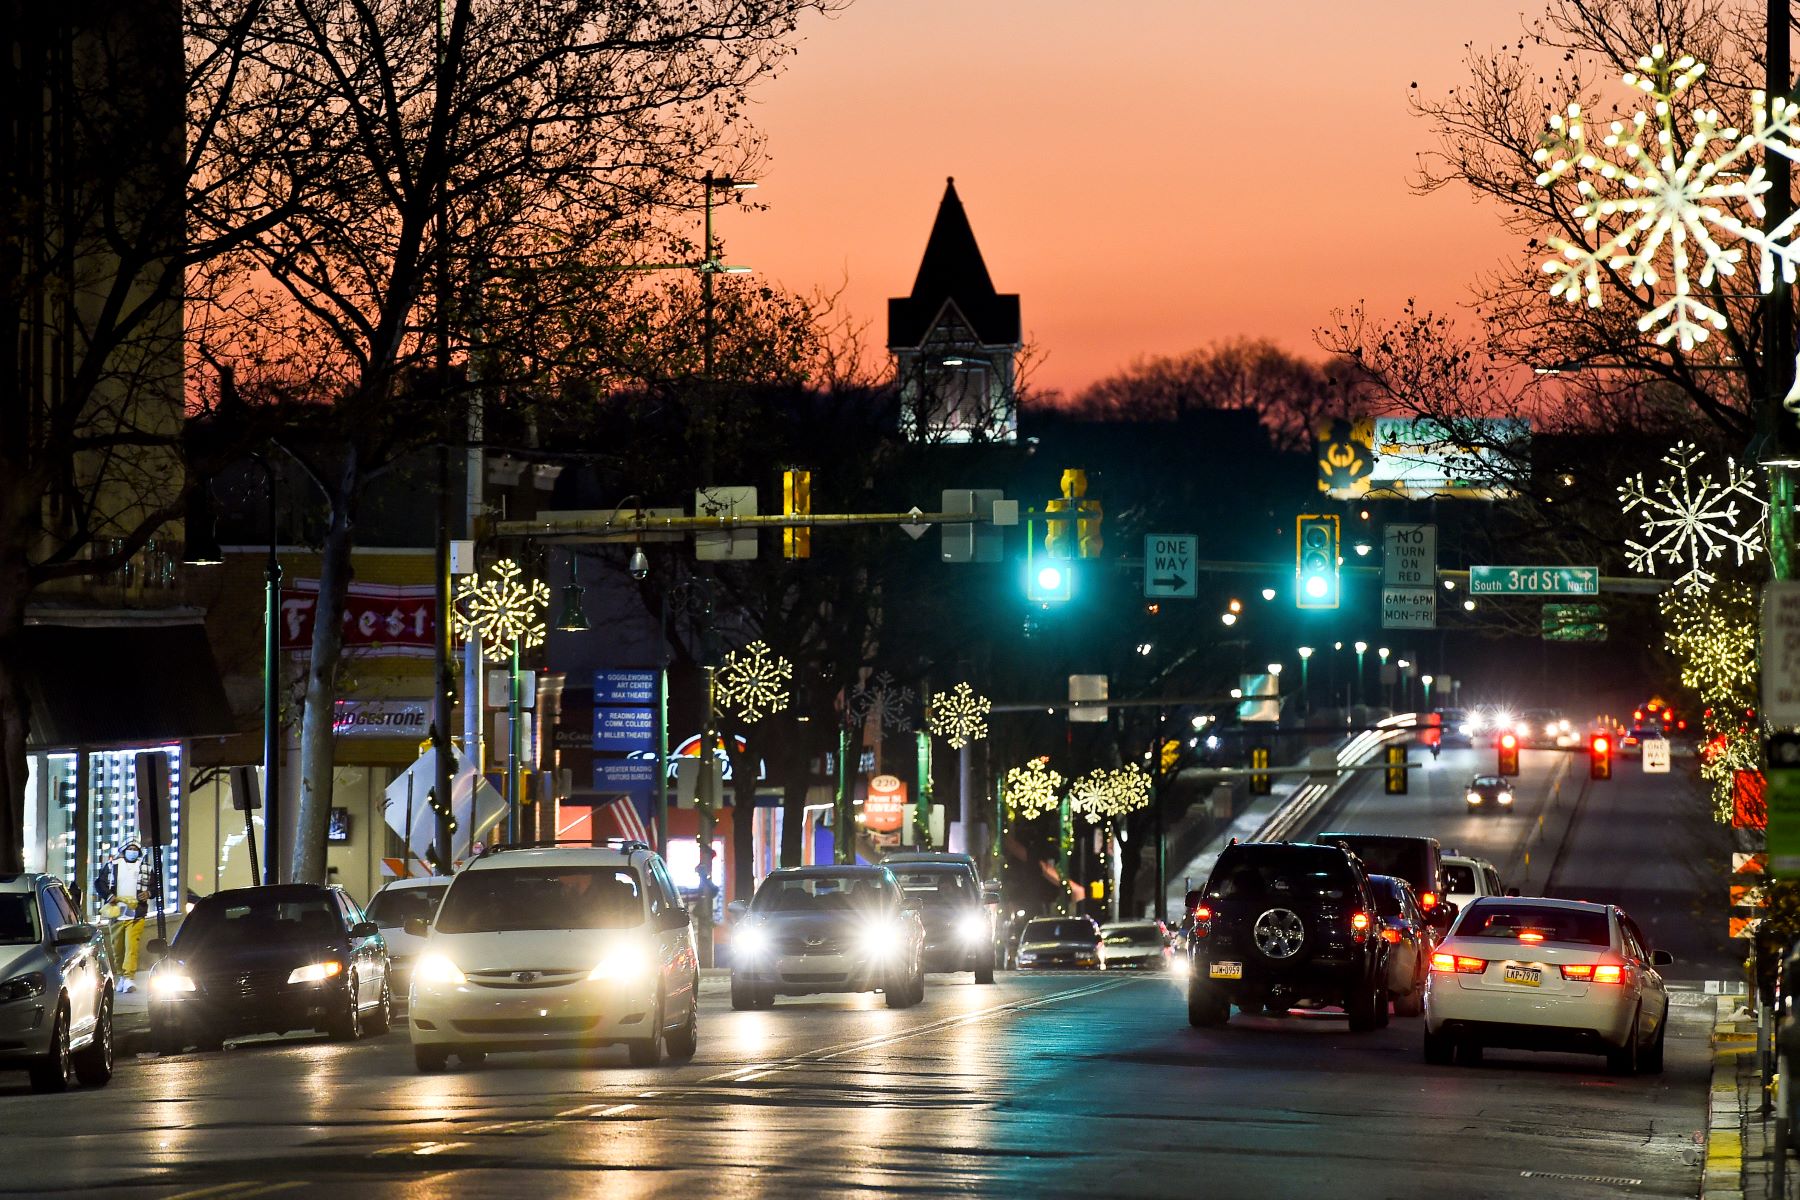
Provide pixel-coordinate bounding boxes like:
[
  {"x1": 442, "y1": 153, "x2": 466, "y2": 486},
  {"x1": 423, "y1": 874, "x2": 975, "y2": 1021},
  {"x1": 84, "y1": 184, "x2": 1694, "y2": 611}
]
[{"x1": 281, "y1": 581, "x2": 437, "y2": 657}]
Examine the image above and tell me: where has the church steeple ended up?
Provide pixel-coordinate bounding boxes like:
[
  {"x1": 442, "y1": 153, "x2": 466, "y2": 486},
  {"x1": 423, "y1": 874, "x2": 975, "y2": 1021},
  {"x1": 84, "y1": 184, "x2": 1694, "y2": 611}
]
[{"x1": 887, "y1": 178, "x2": 1021, "y2": 443}]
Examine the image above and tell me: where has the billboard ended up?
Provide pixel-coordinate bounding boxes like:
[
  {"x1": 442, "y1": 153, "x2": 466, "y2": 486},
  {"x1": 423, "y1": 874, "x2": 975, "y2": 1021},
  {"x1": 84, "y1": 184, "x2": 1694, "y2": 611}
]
[{"x1": 1366, "y1": 417, "x2": 1528, "y2": 500}]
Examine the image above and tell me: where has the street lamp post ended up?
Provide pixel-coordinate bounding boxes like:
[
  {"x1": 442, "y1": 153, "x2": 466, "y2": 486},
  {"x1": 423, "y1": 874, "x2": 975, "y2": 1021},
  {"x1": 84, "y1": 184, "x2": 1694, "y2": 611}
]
[
  {"x1": 255, "y1": 455, "x2": 280, "y2": 885},
  {"x1": 1296, "y1": 647, "x2": 1314, "y2": 719},
  {"x1": 1353, "y1": 641, "x2": 1368, "y2": 709}
]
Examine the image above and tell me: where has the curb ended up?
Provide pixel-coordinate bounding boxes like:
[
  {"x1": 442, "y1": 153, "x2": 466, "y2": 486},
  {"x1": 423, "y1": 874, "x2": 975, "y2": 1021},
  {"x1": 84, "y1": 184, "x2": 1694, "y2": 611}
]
[{"x1": 1706, "y1": 995, "x2": 1757, "y2": 1199}]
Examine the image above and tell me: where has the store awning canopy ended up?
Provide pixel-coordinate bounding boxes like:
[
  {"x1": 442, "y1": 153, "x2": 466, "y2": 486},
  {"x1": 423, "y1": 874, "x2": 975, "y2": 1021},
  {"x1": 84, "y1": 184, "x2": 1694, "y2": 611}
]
[{"x1": 20, "y1": 621, "x2": 237, "y2": 750}]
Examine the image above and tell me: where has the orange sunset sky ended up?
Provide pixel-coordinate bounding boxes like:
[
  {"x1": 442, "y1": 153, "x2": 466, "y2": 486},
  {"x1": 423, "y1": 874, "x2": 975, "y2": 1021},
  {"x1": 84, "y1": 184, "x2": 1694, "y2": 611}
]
[{"x1": 726, "y1": 1, "x2": 1541, "y2": 398}]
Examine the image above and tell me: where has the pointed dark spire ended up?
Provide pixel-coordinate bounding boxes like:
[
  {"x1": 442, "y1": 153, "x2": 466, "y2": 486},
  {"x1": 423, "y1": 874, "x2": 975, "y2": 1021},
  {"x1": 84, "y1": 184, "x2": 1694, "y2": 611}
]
[{"x1": 888, "y1": 178, "x2": 1020, "y2": 349}]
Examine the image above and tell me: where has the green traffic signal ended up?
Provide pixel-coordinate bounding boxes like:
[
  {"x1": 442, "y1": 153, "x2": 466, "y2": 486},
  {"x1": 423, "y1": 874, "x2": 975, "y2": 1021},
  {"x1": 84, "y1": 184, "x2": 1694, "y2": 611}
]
[
  {"x1": 1027, "y1": 561, "x2": 1073, "y2": 602},
  {"x1": 1295, "y1": 514, "x2": 1340, "y2": 609}
]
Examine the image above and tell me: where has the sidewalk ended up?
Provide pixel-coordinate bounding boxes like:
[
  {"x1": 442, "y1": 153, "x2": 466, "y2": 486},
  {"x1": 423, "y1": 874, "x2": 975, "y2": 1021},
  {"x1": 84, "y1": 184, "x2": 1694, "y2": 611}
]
[{"x1": 1707, "y1": 994, "x2": 1795, "y2": 1199}]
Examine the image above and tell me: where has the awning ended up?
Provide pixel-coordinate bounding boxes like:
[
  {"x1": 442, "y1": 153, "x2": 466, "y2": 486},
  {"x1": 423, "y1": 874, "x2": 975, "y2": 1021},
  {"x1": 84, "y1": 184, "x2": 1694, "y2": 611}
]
[{"x1": 19, "y1": 621, "x2": 238, "y2": 750}]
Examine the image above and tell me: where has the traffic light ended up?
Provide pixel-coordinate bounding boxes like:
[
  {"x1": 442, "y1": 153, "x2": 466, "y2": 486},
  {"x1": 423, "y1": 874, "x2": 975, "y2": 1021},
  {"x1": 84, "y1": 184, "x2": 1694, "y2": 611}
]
[
  {"x1": 1589, "y1": 733, "x2": 1612, "y2": 780},
  {"x1": 1497, "y1": 731, "x2": 1520, "y2": 776},
  {"x1": 1249, "y1": 746, "x2": 1272, "y2": 796},
  {"x1": 783, "y1": 468, "x2": 811, "y2": 559},
  {"x1": 1045, "y1": 469, "x2": 1102, "y2": 559},
  {"x1": 1295, "y1": 514, "x2": 1340, "y2": 609},
  {"x1": 1384, "y1": 743, "x2": 1408, "y2": 794},
  {"x1": 1025, "y1": 520, "x2": 1074, "y2": 603}
]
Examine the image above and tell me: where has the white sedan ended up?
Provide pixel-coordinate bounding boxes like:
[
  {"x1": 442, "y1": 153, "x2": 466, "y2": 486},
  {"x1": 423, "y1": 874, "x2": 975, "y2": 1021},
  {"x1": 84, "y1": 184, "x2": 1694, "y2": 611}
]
[{"x1": 1423, "y1": 897, "x2": 1671, "y2": 1074}]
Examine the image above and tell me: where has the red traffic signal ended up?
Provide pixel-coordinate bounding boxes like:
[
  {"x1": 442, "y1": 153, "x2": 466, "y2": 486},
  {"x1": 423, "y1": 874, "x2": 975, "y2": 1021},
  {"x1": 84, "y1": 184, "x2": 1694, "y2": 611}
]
[
  {"x1": 1589, "y1": 734, "x2": 1612, "y2": 780},
  {"x1": 1497, "y1": 732, "x2": 1520, "y2": 777}
]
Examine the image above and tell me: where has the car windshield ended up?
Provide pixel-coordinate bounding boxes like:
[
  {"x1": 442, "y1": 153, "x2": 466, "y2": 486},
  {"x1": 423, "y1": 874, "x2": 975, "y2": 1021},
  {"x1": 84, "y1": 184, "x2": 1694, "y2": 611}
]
[
  {"x1": 1457, "y1": 904, "x2": 1611, "y2": 946},
  {"x1": 891, "y1": 868, "x2": 974, "y2": 907},
  {"x1": 1443, "y1": 864, "x2": 1478, "y2": 894},
  {"x1": 176, "y1": 894, "x2": 341, "y2": 954},
  {"x1": 435, "y1": 868, "x2": 644, "y2": 934},
  {"x1": 1210, "y1": 847, "x2": 1357, "y2": 900},
  {"x1": 754, "y1": 874, "x2": 892, "y2": 914},
  {"x1": 1473, "y1": 776, "x2": 1503, "y2": 789},
  {"x1": 0, "y1": 893, "x2": 40, "y2": 945},
  {"x1": 366, "y1": 886, "x2": 447, "y2": 928},
  {"x1": 1024, "y1": 919, "x2": 1094, "y2": 942},
  {"x1": 1103, "y1": 926, "x2": 1162, "y2": 946}
]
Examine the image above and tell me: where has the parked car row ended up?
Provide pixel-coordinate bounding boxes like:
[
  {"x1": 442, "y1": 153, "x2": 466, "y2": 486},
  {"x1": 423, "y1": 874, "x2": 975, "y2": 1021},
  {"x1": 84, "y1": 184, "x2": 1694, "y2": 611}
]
[{"x1": 1181, "y1": 834, "x2": 1673, "y2": 1076}]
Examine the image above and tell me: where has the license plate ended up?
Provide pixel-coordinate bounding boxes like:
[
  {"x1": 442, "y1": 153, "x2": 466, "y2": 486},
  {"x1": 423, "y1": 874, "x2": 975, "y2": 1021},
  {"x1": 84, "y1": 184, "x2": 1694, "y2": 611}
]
[
  {"x1": 1209, "y1": 961, "x2": 1243, "y2": 979},
  {"x1": 1503, "y1": 963, "x2": 1542, "y2": 988}
]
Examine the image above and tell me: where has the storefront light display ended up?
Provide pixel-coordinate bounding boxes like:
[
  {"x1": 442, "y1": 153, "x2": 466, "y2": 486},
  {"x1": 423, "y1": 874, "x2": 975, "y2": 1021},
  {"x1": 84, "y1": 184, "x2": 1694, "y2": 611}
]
[{"x1": 86, "y1": 745, "x2": 182, "y2": 916}]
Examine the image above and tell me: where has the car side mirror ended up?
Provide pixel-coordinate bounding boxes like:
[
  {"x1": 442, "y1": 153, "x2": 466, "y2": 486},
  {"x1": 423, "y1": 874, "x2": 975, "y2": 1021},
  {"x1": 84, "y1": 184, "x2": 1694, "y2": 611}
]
[
  {"x1": 52, "y1": 922, "x2": 95, "y2": 947},
  {"x1": 350, "y1": 920, "x2": 380, "y2": 939},
  {"x1": 726, "y1": 900, "x2": 749, "y2": 922},
  {"x1": 664, "y1": 907, "x2": 692, "y2": 931},
  {"x1": 1653, "y1": 949, "x2": 1674, "y2": 966},
  {"x1": 145, "y1": 937, "x2": 169, "y2": 958},
  {"x1": 1184, "y1": 888, "x2": 1204, "y2": 914},
  {"x1": 402, "y1": 917, "x2": 430, "y2": 938}
]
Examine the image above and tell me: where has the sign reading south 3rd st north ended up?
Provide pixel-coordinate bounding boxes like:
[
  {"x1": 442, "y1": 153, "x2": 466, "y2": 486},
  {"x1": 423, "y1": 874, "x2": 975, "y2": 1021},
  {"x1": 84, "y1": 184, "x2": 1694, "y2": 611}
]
[{"x1": 1468, "y1": 565, "x2": 1599, "y2": 595}]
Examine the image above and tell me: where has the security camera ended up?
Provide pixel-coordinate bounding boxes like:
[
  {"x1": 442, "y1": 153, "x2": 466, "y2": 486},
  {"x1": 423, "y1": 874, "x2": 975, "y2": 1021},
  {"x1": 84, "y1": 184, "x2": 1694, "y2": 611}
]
[{"x1": 628, "y1": 547, "x2": 649, "y2": 580}]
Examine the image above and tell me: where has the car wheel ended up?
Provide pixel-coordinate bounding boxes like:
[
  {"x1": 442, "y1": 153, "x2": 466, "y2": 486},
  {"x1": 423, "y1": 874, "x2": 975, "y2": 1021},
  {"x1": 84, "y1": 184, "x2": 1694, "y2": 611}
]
[
  {"x1": 975, "y1": 952, "x2": 996, "y2": 985},
  {"x1": 1607, "y1": 1006, "x2": 1642, "y2": 1076},
  {"x1": 326, "y1": 977, "x2": 362, "y2": 1042},
  {"x1": 1187, "y1": 981, "x2": 1229, "y2": 1028},
  {"x1": 1394, "y1": 981, "x2": 1425, "y2": 1018},
  {"x1": 1346, "y1": 980, "x2": 1382, "y2": 1033},
  {"x1": 1642, "y1": 1009, "x2": 1667, "y2": 1075},
  {"x1": 1422, "y1": 1027, "x2": 1454, "y2": 1065},
  {"x1": 195, "y1": 1026, "x2": 227, "y2": 1053},
  {"x1": 414, "y1": 1044, "x2": 449, "y2": 1072},
  {"x1": 73, "y1": 993, "x2": 114, "y2": 1087},
  {"x1": 1375, "y1": 984, "x2": 1392, "y2": 1028},
  {"x1": 627, "y1": 997, "x2": 664, "y2": 1066},
  {"x1": 27, "y1": 1004, "x2": 72, "y2": 1093},
  {"x1": 885, "y1": 969, "x2": 915, "y2": 1010},
  {"x1": 362, "y1": 978, "x2": 392, "y2": 1036},
  {"x1": 665, "y1": 985, "x2": 699, "y2": 1062},
  {"x1": 730, "y1": 972, "x2": 759, "y2": 1011}
]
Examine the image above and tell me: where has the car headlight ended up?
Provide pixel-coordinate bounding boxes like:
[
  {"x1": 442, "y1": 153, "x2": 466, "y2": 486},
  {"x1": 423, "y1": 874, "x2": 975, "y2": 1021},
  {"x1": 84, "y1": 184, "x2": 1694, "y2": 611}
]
[
  {"x1": 856, "y1": 920, "x2": 906, "y2": 960},
  {"x1": 957, "y1": 913, "x2": 989, "y2": 943},
  {"x1": 1498, "y1": 791, "x2": 1514, "y2": 804},
  {"x1": 0, "y1": 972, "x2": 46, "y2": 1004},
  {"x1": 149, "y1": 970, "x2": 196, "y2": 998},
  {"x1": 1466, "y1": 791, "x2": 1481, "y2": 803},
  {"x1": 589, "y1": 941, "x2": 654, "y2": 983},
  {"x1": 413, "y1": 954, "x2": 466, "y2": 985},
  {"x1": 734, "y1": 924, "x2": 767, "y2": 958},
  {"x1": 286, "y1": 961, "x2": 344, "y2": 985}
]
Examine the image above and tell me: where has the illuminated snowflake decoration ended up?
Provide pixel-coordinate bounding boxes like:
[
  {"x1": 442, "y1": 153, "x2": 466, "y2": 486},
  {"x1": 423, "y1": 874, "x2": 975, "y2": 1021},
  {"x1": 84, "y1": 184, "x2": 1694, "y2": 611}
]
[
  {"x1": 847, "y1": 671, "x2": 917, "y2": 733},
  {"x1": 1535, "y1": 46, "x2": 1800, "y2": 366},
  {"x1": 1004, "y1": 758, "x2": 1065, "y2": 821},
  {"x1": 927, "y1": 682, "x2": 990, "y2": 749},
  {"x1": 1617, "y1": 441, "x2": 1764, "y2": 592},
  {"x1": 1067, "y1": 765, "x2": 1153, "y2": 822},
  {"x1": 717, "y1": 640, "x2": 793, "y2": 723},
  {"x1": 1701, "y1": 725, "x2": 1760, "y2": 823},
  {"x1": 454, "y1": 558, "x2": 549, "y2": 662},
  {"x1": 1660, "y1": 582, "x2": 1757, "y2": 705}
]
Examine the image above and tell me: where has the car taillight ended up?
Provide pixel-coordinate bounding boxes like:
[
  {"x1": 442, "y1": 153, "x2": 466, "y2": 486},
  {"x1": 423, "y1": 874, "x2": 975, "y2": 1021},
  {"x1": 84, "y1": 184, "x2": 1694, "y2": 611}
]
[
  {"x1": 1431, "y1": 952, "x2": 1486, "y2": 974},
  {"x1": 1420, "y1": 892, "x2": 1439, "y2": 910},
  {"x1": 1519, "y1": 932, "x2": 1544, "y2": 943},
  {"x1": 1350, "y1": 911, "x2": 1371, "y2": 942},
  {"x1": 1192, "y1": 906, "x2": 1212, "y2": 938},
  {"x1": 1559, "y1": 963, "x2": 1624, "y2": 983},
  {"x1": 1381, "y1": 928, "x2": 1402, "y2": 944}
]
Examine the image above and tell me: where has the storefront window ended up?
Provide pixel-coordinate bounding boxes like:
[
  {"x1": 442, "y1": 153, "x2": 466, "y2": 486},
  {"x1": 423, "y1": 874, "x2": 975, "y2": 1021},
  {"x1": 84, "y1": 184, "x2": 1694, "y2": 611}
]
[{"x1": 86, "y1": 745, "x2": 182, "y2": 917}]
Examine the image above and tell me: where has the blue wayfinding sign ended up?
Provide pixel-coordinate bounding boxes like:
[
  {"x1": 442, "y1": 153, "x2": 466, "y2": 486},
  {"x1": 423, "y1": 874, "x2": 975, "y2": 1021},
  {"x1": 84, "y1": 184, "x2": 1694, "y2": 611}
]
[
  {"x1": 594, "y1": 670, "x2": 658, "y2": 705},
  {"x1": 594, "y1": 706, "x2": 656, "y2": 751},
  {"x1": 594, "y1": 759, "x2": 656, "y2": 796}
]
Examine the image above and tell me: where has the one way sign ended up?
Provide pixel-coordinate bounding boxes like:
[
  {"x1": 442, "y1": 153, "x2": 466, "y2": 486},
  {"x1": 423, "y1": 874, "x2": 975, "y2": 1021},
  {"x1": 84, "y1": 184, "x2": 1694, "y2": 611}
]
[{"x1": 1144, "y1": 534, "x2": 1197, "y2": 599}]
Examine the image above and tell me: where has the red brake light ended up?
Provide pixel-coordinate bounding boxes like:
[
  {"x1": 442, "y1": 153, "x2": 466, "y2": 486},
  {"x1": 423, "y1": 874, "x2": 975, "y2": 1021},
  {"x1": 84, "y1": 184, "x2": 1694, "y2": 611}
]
[
  {"x1": 1431, "y1": 952, "x2": 1486, "y2": 974},
  {"x1": 1381, "y1": 927, "x2": 1402, "y2": 944},
  {"x1": 1633, "y1": 709, "x2": 1644, "y2": 721},
  {"x1": 1420, "y1": 891, "x2": 1438, "y2": 910},
  {"x1": 1560, "y1": 962, "x2": 1624, "y2": 984},
  {"x1": 1192, "y1": 906, "x2": 1212, "y2": 938},
  {"x1": 1350, "y1": 911, "x2": 1371, "y2": 942},
  {"x1": 1519, "y1": 931, "x2": 1544, "y2": 943}
]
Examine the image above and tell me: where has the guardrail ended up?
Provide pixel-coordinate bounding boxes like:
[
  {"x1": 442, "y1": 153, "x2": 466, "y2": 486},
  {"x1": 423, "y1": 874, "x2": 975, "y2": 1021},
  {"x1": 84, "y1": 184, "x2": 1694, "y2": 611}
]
[{"x1": 1253, "y1": 713, "x2": 1421, "y2": 843}]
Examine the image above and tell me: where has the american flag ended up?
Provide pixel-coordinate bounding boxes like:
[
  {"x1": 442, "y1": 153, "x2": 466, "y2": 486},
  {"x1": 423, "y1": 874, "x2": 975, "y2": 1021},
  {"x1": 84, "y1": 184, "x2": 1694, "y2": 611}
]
[{"x1": 593, "y1": 795, "x2": 653, "y2": 845}]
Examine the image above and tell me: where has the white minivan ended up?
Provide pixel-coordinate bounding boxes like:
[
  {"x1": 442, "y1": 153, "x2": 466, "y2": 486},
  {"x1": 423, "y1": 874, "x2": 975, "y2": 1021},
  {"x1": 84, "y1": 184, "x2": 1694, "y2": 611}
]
[{"x1": 406, "y1": 842, "x2": 698, "y2": 1071}]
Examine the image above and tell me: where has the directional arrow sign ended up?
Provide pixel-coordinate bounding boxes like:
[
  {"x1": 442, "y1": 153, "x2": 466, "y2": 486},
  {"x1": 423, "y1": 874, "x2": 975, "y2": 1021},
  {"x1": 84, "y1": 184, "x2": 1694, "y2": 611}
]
[
  {"x1": 899, "y1": 506, "x2": 928, "y2": 540},
  {"x1": 1144, "y1": 534, "x2": 1197, "y2": 598}
]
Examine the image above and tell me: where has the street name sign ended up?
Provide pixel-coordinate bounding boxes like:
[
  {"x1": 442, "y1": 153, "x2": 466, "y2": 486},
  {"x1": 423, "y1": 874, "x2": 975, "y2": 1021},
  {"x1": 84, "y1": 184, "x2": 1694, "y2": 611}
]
[
  {"x1": 1642, "y1": 737, "x2": 1670, "y2": 773},
  {"x1": 1144, "y1": 534, "x2": 1197, "y2": 598},
  {"x1": 1541, "y1": 603, "x2": 1607, "y2": 643},
  {"x1": 1468, "y1": 565, "x2": 1599, "y2": 595},
  {"x1": 1382, "y1": 586, "x2": 1437, "y2": 630},
  {"x1": 1383, "y1": 524, "x2": 1437, "y2": 587},
  {"x1": 1763, "y1": 582, "x2": 1800, "y2": 726}
]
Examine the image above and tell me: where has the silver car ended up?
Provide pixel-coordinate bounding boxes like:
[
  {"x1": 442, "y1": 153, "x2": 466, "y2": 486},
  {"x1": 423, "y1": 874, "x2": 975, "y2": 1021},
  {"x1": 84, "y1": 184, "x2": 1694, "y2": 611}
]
[
  {"x1": 729, "y1": 867, "x2": 925, "y2": 1010},
  {"x1": 0, "y1": 873, "x2": 116, "y2": 1091}
]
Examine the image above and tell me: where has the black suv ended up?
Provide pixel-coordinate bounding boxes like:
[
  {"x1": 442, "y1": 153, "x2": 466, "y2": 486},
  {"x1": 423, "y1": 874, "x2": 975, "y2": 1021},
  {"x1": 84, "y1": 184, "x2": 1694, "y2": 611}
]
[{"x1": 1186, "y1": 842, "x2": 1389, "y2": 1031}]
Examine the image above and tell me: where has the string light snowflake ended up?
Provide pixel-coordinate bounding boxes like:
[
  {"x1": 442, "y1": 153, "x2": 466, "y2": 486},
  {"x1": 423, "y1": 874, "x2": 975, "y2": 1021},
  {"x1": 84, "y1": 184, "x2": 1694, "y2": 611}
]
[
  {"x1": 717, "y1": 640, "x2": 793, "y2": 722},
  {"x1": 1535, "y1": 46, "x2": 1800, "y2": 363},
  {"x1": 1660, "y1": 582, "x2": 1757, "y2": 704},
  {"x1": 1004, "y1": 758, "x2": 1065, "y2": 820},
  {"x1": 1068, "y1": 765, "x2": 1152, "y2": 821},
  {"x1": 847, "y1": 672, "x2": 917, "y2": 733},
  {"x1": 1617, "y1": 441, "x2": 1764, "y2": 592},
  {"x1": 927, "y1": 682, "x2": 990, "y2": 749},
  {"x1": 454, "y1": 559, "x2": 549, "y2": 662}
]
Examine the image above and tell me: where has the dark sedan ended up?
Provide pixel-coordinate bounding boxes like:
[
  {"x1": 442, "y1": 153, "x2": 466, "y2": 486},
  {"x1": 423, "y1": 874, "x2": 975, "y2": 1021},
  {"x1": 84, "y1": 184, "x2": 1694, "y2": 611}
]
[
  {"x1": 146, "y1": 883, "x2": 391, "y2": 1053},
  {"x1": 888, "y1": 863, "x2": 996, "y2": 982},
  {"x1": 1015, "y1": 916, "x2": 1101, "y2": 970},
  {"x1": 729, "y1": 867, "x2": 925, "y2": 1010}
]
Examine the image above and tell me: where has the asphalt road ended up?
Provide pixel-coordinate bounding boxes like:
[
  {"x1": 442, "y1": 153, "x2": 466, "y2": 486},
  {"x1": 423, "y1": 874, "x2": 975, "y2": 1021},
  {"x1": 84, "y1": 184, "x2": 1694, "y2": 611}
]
[{"x1": 0, "y1": 743, "x2": 1727, "y2": 1199}]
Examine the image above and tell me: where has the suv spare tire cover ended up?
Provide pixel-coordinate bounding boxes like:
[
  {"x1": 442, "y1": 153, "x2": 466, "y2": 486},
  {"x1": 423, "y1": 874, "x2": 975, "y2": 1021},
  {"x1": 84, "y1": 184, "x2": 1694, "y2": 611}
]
[{"x1": 1253, "y1": 908, "x2": 1306, "y2": 959}]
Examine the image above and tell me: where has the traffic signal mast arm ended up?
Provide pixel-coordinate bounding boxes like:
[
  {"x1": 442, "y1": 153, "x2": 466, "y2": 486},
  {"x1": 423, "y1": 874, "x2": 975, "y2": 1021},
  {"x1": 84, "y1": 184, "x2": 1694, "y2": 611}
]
[{"x1": 495, "y1": 509, "x2": 985, "y2": 541}]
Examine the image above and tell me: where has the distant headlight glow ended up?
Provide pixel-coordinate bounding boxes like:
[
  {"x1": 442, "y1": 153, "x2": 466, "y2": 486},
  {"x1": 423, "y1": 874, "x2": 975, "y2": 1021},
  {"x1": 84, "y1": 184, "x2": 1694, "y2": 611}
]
[
  {"x1": 413, "y1": 954, "x2": 466, "y2": 985},
  {"x1": 1498, "y1": 791, "x2": 1514, "y2": 804},
  {"x1": 286, "y1": 961, "x2": 343, "y2": 985},
  {"x1": 1466, "y1": 791, "x2": 1481, "y2": 804}
]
